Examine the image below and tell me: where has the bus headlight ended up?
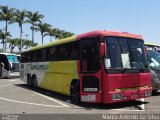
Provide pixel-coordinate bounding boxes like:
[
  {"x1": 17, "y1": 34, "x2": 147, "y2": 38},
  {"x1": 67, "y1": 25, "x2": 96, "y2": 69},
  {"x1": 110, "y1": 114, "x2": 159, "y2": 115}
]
[
  {"x1": 154, "y1": 76, "x2": 159, "y2": 81},
  {"x1": 112, "y1": 93, "x2": 123, "y2": 100}
]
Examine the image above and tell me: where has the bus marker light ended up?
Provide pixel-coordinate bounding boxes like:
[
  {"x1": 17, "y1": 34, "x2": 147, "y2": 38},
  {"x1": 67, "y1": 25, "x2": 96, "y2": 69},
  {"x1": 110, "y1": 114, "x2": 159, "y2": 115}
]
[{"x1": 123, "y1": 96, "x2": 127, "y2": 100}]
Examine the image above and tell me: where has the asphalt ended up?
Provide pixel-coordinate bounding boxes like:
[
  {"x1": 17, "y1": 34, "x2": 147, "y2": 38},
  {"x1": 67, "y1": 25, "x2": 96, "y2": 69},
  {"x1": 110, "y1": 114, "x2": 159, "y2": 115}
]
[{"x1": 0, "y1": 78, "x2": 160, "y2": 120}]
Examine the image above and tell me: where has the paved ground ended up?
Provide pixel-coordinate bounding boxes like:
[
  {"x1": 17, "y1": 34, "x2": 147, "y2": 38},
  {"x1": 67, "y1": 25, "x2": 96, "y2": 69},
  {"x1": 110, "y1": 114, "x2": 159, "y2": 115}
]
[{"x1": 0, "y1": 78, "x2": 160, "y2": 119}]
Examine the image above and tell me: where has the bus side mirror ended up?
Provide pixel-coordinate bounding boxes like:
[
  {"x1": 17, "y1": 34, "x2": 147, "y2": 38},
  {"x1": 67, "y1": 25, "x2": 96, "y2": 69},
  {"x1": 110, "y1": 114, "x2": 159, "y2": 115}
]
[{"x1": 100, "y1": 43, "x2": 105, "y2": 58}]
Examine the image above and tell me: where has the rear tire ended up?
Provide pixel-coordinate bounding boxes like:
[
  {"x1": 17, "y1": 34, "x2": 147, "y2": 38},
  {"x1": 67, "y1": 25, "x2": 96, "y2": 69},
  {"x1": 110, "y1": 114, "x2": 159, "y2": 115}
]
[{"x1": 70, "y1": 81, "x2": 80, "y2": 104}]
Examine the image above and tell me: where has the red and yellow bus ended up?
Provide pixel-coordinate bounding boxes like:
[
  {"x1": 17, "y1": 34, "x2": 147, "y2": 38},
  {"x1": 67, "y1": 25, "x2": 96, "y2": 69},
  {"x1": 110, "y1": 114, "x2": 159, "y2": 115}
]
[{"x1": 20, "y1": 30, "x2": 152, "y2": 104}]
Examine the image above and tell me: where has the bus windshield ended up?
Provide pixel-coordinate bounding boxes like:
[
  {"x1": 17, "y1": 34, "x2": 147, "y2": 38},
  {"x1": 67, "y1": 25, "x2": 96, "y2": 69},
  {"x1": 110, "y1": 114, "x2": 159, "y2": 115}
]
[
  {"x1": 7, "y1": 55, "x2": 19, "y2": 62},
  {"x1": 148, "y1": 50, "x2": 160, "y2": 69},
  {"x1": 104, "y1": 36, "x2": 148, "y2": 70}
]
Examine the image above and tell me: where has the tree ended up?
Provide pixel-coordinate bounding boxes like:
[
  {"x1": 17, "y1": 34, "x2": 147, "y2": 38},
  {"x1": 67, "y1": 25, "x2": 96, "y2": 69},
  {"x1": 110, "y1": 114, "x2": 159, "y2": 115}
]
[
  {"x1": 60, "y1": 30, "x2": 74, "y2": 39},
  {"x1": 47, "y1": 28, "x2": 55, "y2": 42},
  {"x1": 7, "y1": 38, "x2": 18, "y2": 53},
  {"x1": 52, "y1": 28, "x2": 74, "y2": 40},
  {"x1": 33, "y1": 42, "x2": 38, "y2": 47},
  {"x1": 26, "y1": 11, "x2": 44, "y2": 46},
  {"x1": 9, "y1": 9, "x2": 27, "y2": 53},
  {"x1": 23, "y1": 40, "x2": 32, "y2": 49},
  {"x1": 8, "y1": 38, "x2": 38, "y2": 53},
  {"x1": 36, "y1": 22, "x2": 52, "y2": 44},
  {"x1": 0, "y1": 29, "x2": 12, "y2": 51},
  {"x1": 0, "y1": 5, "x2": 15, "y2": 52},
  {"x1": 52, "y1": 28, "x2": 63, "y2": 40},
  {"x1": 8, "y1": 38, "x2": 24, "y2": 52}
]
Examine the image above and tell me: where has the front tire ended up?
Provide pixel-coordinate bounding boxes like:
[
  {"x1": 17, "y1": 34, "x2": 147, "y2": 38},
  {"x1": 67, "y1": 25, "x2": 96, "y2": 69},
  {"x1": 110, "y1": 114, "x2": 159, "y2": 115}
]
[
  {"x1": 32, "y1": 75, "x2": 38, "y2": 88},
  {"x1": 71, "y1": 92, "x2": 80, "y2": 104},
  {"x1": 27, "y1": 74, "x2": 33, "y2": 87}
]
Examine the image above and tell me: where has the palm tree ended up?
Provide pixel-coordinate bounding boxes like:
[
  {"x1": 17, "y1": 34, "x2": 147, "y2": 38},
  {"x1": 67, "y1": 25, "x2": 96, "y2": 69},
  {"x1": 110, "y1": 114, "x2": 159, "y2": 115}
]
[
  {"x1": 26, "y1": 11, "x2": 44, "y2": 46},
  {"x1": 0, "y1": 5, "x2": 15, "y2": 52},
  {"x1": 23, "y1": 40, "x2": 32, "y2": 49},
  {"x1": 47, "y1": 28, "x2": 55, "y2": 42},
  {"x1": 66, "y1": 32, "x2": 74, "y2": 37},
  {"x1": 52, "y1": 28, "x2": 63, "y2": 40},
  {"x1": 36, "y1": 22, "x2": 52, "y2": 44},
  {"x1": 7, "y1": 38, "x2": 18, "y2": 53},
  {"x1": 33, "y1": 42, "x2": 38, "y2": 47},
  {"x1": 0, "y1": 29, "x2": 12, "y2": 52},
  {"x1": 60, "y1": 30, "x2": 74, "y2": 39},
  {"x1": 17, "y1": 38, "x2": 25, "y2": 52},
  {"x1": 52, "y1": 28, "x2": 74, "y2": 40},
  {"x1": 9, "y1": 9, "x2": 27, "y2": 53}
]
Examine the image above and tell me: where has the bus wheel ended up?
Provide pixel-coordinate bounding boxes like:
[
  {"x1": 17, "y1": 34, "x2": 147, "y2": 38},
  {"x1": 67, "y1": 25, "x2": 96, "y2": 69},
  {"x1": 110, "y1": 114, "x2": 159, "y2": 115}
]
[
  {"x1": 71, "y1": 92, "x2": 80, "y2": 105},
  {"x1": 70, "y1": 82, "x2": 80, "y2": 104},
  {"x1": 32, "y1": 75, "x2": 38, "y2": 88},
  {"x1": 27, "y1": 75, "x2": 33, "y2": 87}
]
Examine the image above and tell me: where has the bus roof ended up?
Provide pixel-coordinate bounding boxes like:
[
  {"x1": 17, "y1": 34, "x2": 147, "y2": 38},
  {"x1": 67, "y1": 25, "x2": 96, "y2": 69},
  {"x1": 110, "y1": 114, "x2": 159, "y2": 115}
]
[
  {"x1": 144, "y1": 42, "x2": 160, "y2": 47},
  {"x1": 22, "y1": 30, "x2": 143, "y2": 53},
  {"x1": 22, "y1": 36, "x2": 77, "y2": 52},
  {"x1": 0, "y1": 52, "x2": 18, "y2": 56},
  {"x1": 77, "y1": 30, "x2": 143, "y2": 40}
]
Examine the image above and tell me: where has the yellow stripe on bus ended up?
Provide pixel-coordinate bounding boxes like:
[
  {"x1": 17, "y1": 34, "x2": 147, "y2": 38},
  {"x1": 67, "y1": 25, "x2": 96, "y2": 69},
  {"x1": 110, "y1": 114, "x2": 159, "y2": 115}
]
[{"x1": 39, "y1": 61, "x2": 79, "y2": 96}]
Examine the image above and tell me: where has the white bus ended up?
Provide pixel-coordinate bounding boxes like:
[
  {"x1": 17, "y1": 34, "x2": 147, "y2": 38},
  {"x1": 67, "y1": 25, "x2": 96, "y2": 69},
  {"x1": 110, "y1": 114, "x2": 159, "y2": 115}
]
[
  {"x1": 0, "y1": 53, "x2": 19, "y2": 78},
  {"x1": 16, "y1": 54, "x2": 21, "y2": 62}
]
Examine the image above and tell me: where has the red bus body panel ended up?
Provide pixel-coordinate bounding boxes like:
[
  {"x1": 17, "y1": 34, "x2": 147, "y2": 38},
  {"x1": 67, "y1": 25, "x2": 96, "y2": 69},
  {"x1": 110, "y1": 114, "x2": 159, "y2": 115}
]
[
  {"x1": 76, "y1": 30, "x2": 152, "y2": 104},
  {"x1": 102, "y1": 73, "x2": 152, "y2": 103}
]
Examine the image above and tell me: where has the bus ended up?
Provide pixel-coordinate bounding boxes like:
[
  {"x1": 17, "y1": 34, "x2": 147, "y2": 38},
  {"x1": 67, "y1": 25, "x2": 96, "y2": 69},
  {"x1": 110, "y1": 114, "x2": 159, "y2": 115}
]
[
  {"x1": 145, "y1": 43, "x2": 160, "y2": 51},
  {"x1": 145, "y1": 43, "x2": 160, "y2": 93},
  {"x1": 16, "y1": 54, "x2": 21, "y2": 62},
  {"x1": 20, "y1": 30, "x2": 152, "y2": 104},
  {"x1": 0, "y1": 53, "x2": 19, "y2": 78}
]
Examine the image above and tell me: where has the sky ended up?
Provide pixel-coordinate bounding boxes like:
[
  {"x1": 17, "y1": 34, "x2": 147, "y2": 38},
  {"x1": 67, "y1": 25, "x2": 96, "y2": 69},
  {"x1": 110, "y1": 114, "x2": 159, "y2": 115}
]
[{"x1": 0, "y1": 0, "x2": 160, "y2": 50}]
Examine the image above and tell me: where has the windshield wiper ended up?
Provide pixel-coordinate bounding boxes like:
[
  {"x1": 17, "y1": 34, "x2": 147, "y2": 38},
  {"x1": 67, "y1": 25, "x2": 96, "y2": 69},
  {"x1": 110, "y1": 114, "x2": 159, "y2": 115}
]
[{"x1": 121, "y1": 68, "x2": 129, "y2": 73}]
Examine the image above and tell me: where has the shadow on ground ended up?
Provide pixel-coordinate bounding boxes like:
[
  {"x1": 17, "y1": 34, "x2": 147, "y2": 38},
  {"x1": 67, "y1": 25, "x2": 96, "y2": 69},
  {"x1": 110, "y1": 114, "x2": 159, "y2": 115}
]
[
  {"x1": 152, "y1": 91, "x2": 160, "y2": 96},
  {"x1": 15, "y1": 83, "x2": 149, "y2": 110}
]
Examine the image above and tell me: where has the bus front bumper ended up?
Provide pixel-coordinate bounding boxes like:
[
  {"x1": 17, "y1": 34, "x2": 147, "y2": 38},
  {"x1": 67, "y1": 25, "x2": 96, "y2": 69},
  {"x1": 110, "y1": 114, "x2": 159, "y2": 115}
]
[
  {"x1": 7, "y1": 71, "x2": 19, "y2": 78},
  {"x1": 102, "y1": 88, "x2": 152, "y2": 104}
]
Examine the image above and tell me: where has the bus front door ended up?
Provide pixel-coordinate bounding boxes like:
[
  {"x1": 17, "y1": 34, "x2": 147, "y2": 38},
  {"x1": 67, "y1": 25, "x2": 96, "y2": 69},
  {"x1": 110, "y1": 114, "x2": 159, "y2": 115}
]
[{"x1": 80, "y1": 38, "x2": 102, "y2": 103}]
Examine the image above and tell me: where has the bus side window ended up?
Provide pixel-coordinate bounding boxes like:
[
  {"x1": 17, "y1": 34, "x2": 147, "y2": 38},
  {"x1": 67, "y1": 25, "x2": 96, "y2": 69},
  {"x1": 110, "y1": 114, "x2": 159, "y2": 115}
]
[
  {"x1": 32, "y1": 51, "x2": 37, "y2": 62},
  {"x1": 26, "y1": 52, "x2": 31, "y2": 62},
  {"x1": 72, "y1": 41, "x2": 80, "y2": 60},
  {"x1": 42, "y1": 49, "x2": 47, "y2": 61},
  {"x1": 46, "y1": 47, "x2": 56, "y2": 61},
  {"x1": 21, "y1": 53, "x2": 26, "y2": 62}
]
